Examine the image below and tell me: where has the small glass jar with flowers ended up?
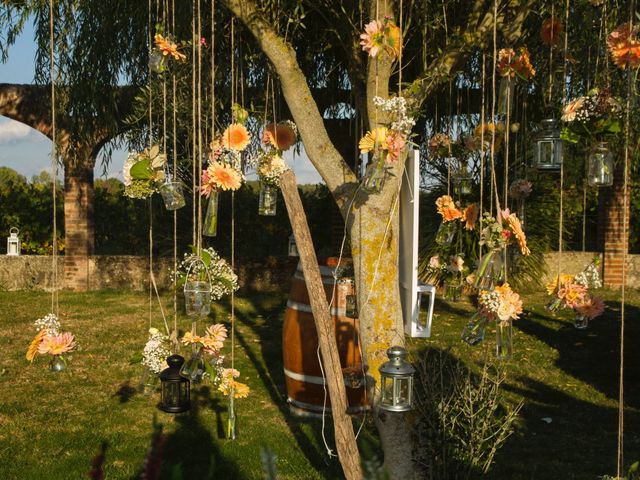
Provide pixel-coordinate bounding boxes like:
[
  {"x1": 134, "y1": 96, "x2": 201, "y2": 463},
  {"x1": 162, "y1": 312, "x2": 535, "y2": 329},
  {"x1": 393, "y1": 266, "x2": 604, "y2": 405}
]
[{"x1": 26, "y1": 313, "x2": 77, "y2": 372}]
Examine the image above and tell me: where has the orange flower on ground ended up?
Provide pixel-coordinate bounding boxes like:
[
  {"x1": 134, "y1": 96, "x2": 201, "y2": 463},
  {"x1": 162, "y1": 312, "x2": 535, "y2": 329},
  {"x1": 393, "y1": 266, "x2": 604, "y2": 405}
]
[
  {"x1": 462, "y1": 204, "x2": 479, "y2": 230},
  {"x1": 607, "y1": 22, "x2": 640, "y2": 70},
  {"x1": 200, "y1": 161, "x2": 242, "y2": 196},
  {"x1": 435, "y1": 195, "x2": 462, "y2": 222},
  {"x1": 221, "y1": 123, "x2": 251, "y2": 151},
  {"x1": 506, "y1": 213, "x2": 530, "y2": 255},
  {"x1": 541, "y1": 19, "x2": 564, "y2": 46},
  {"x1": 38, "y1": 332, "x2": 76, "y2": 356},
  {"x1": 575, "y1": 296, "x2": 605, "y2": 319},
  {"x1": 154, "y1": 34, "x2": 186, "y2": 62},
  {"x1": 262, "y1": 122, "x2": 297, "y2": 151},
  {"x1": 26, "y1": 329, "x2": 47, "y2": 362}
]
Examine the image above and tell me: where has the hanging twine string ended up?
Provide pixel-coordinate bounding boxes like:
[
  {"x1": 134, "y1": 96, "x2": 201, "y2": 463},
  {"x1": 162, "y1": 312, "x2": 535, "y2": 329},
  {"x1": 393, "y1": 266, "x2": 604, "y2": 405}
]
[
  {"x1": 49, "y1": 0, "x2": 59, "y2": 316},
  {"x1": 196, "y1": 0, "x2": 204, "y2": 254},
  {"x1": 148, "y1": 0, "x2": 157, "y2": 330},
  {"x1": 617, "y1": 2, "x2": 635, "y2": 474},
  {"x1": 489, "y1": 0, "x2": 500, "y2": 216},
  {"x1": 479, "y1": 52, "x2": 486, "y2": 224},
  {"x1": 172, "y1": 0, "x2": 178, "y2": 335},
  {"x1": 191, "y1": 0, "x2": 197, "y2": 248}
]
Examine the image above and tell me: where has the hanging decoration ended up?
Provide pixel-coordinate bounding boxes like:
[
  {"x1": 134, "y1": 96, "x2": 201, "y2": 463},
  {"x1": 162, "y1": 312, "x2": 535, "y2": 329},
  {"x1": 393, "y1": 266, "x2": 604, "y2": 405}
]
[
  {"x1": 496, "y1": 47, "x2": 535, "y2": 115},
  {"x1": 255, "y1": 121, "x2": 296, "y2": 216},
  {"x1": 122, "y1": 145, "x2": 168, "y2": 199},
  {"x1": 201, "y1": 120, "x2": 247, "y2": 236},
  {"x1": 358, "y1": 96, "x2": 414, "y2": 193},
  {"x1": 159, "y1": 180, "x2": 186, "y2": 211},
  {"x1": 159, "y1": 354, "x2": 191, "y2": 413},
  {"x1": 606, "y1": 22, "x2": 640, "y2": 70},
  {"x1": 149, "y1": 32, "x2": 188, "y2": 73},
  {"x1": 561, "y1": 89, "x2": 622, "y2": 143},
  {"x1": 6, "y1": 227, "x2": 20, "y2": 256},
  {"x1": 287, "y1": 234, "x2": 299, "y2": 257},
  {"x1": 535, "y1": 118, "x2": 564, "y2": 170},
  {"x1": 587, "y1": 142, "x2": 614, "y2": 187},
  {"x1": 545, "y1": 258, "x2": 605, "y2": 329},
  {"x1": 508, "y1": 179, "x2": 532, "y2": 227},
  {"x1": 26, "y1": 314, "x2": 77, "y2": 372},
  {"x1": 130, "y1": 327, "x2": 171, "y2": 394},
  {"x1": 359, "y1": 17, "x2": 402, "y2": 58},
  {"x1": 173, "y1": 247, "x2": 239, "y2": 317},
  {"x1": 378, "y1": 346, "x2": 414, "y2": 412}
]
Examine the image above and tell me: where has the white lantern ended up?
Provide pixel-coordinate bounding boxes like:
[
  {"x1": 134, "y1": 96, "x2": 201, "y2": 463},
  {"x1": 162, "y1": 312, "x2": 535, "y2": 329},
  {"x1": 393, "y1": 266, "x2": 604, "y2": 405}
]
[
  {"x1": 535, "y1": 119, "x2": 564, "y2": 170},
  {"x1": 378, "y1": 346, "x2": 415, "y2": 412},
  {"x1": 288, "y1": 234, "x2": 299, "y2": 257},
  {"x1": 7, "y1": 227, "x2": 20, "y2": 256}
]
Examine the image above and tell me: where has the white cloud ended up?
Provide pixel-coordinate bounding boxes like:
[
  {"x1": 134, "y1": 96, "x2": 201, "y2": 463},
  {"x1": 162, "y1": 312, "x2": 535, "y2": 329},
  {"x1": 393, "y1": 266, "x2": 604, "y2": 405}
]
[{"x1": 0, "y1": 118, "x2": 35, "y2": 144}]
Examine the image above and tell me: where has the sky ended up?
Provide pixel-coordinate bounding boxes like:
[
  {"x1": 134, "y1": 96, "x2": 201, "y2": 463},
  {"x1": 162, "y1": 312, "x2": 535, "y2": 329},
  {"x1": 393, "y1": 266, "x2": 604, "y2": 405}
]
[{"x1": 0, "y1": 21, "x2": 322, "y2": 184}]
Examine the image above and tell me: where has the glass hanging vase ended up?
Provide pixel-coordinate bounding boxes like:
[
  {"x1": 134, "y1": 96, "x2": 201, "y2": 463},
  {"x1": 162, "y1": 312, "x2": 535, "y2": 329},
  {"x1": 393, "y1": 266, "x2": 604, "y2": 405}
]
[
  {"x1": 474, "y1": 248, "x2": 505, "y2": 291},
  {"x1": 203, "y1": 190, "x2": 219, "y2": 237},
  {"x1": 49, "y1": 355, "x2": 65, "y2": 372},
  {"x1": 180, "y1": 346, "x2": 206, "y2": 383},
  {"x1": 517, "y1": 198, "x2": 526, "y2": 230},
  {"x1": 258, "y1": 183, "x2": 277, "y2": 216},
  {"x1": 362, "y1": 155, "x2": 387, "y2": 193},
  {"x1": 496, "y1": 319, "x2": 513, "y2": 360},
  {"x1": 497, "y1": 77, "x2": 515, "y2": 116},
  {"x1": 574, "y1": 312, "x2": 589, "y2": 329},
  {"x1": 159, "y1": 181, "x2": 186, "y2": 211},
  {"x1": 138, "y1": 366, "x2": 160, "y2": 394},
  {"x1": 148, "y1": 49, "x2": 164, "y2": 73},
  {"x1": 461, "y1": 312, "x2": 488, "y2": 346},
  {"x1": 443, "y1": 280, "x2": 461, "y2": 302},
  {"x1": 435, "y1": 221, "x2": 457, "y2": 246},
  {"x1": 587, "y1": 141, "x2": 614, "y2": 187},
  {"x1": 184, "y1": 281, "x2": 211, "y2": 317}
]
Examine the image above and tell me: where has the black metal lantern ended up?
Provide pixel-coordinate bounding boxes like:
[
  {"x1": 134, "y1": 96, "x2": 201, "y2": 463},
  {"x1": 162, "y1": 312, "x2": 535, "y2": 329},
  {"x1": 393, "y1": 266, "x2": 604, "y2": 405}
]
[
  {"x1": 535, "y1": 119, "x2": 563, "y2": 170},
  {"x1": 378, "y1": 346, "x2": 415, "y2": 412},
  {"x1": 159, "y1": 355, "x2": 191, "y2": 413}
]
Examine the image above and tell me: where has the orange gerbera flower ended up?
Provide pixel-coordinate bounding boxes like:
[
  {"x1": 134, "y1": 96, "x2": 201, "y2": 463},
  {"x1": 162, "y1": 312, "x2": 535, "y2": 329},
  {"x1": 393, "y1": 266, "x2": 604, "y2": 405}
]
[
  {"x1": 26, "y1": 329, "x2": 47, "y2": 362},
  {"x1": 575, "y1": 296, "x2": 605, "y2": 319},
  {"x1": 154, "y1": 34, "x2": 186, "y2": 62},
  {"x1": 221, "y1": 123, "x2": 251, "y2": 151},
  {"x1": 462, "y1": 204, "x2": 479, "y2": 230},
  {"x1": 202, "y1": 161, "x2": 242, "y2": 192},
  {"x1": 541, "y1": 19, "x2": 563, "y2": 46},
  {"x1": 219, "y1": 379, "x2": 251, "y2": 398},
  {"x1": 436, "y1": 195, "x2": 462, "y2": 222},
  {"x1": 507, "y1": 213, "x2": 530, "y2": 255},
  {"x1": 358, "y1": 127, "x2": 389, "y2": 153},
  {"x1": 262, "y1": 122, "x2": 297, "y2": 151},
  {"x1": 38, "y1": 332, "x2": 76, "y2": 356},
  {"x1": 607, "y1": 22, "x2": 640, "y2": 70}
]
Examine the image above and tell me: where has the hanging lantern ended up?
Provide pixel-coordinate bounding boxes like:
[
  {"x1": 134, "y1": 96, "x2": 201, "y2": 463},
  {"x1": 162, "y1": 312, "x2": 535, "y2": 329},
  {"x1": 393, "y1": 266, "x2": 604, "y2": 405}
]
[
  {"x1": 587, "y1": 142, "x2": 614, "y2": 187},
  {"x1": 346, "y1": 293, "x2": 358, "y2": 318},
  {"x1": 6, "y1": 227, "x2": 20, "y2": 256},
  {"x1": 378, "y1": 346, "x2": 415, "y2": 412},
  {"x1": 259, "y1": 184, "x2": 277, "y2": 216},
  {"x1": 288, "y1": 234, "x2": 299, "y2": 257},
  {"x1": 159, "y1": 355, "x2": 191, "y2": 413},
  {"x1": 535, "y1": 119, "x2": 563, "y2": 170},
  {"x1": 452, "y1": 164, "x2": 472, "y2": 196}
]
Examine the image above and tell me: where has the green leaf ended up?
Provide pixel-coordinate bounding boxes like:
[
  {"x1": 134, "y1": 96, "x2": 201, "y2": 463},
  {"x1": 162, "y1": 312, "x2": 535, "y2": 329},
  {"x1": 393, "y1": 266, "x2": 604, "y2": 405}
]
[
  {"x1": 560, "y1": 127, "x2": 580, "y2": 144},
  {"x1": 129, "y1": 159, "x2": 153, "y2": 179},
  {"x1": 129, "y1": 351, "x2": 143, "y2": 364}
]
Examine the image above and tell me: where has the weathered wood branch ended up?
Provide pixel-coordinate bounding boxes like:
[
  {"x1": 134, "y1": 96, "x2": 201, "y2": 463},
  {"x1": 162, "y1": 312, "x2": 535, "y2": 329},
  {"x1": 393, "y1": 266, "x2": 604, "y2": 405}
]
[
  {"x1": 221, "y1": 0, "x2": 357, "y2": 197},
  {"x1": 280, "y1": 170, "x2": 363, "y2": 480}
]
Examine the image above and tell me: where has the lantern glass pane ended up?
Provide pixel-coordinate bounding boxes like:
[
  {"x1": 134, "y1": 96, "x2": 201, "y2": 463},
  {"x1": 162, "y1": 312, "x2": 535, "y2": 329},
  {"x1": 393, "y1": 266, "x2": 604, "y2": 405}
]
[
  {"x1": 382, "y1": 376, "x2": 393, "y2": 404},
  {"x1": 397, "y1": 378, "x2": 410, "y2": 405},
  {"x1": 537, "y1": 140, "x2": 554, "y2": 168},
  {"x1": 164, "y1": 382, "x2": 179, "y2": 406}
]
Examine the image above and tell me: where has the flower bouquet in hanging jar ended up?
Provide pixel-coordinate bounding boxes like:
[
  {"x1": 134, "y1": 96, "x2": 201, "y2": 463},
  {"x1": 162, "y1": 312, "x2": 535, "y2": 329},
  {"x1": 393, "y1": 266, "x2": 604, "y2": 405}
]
[
  {"x1": 173, "y1": 246, "x2": 239, "y2": 317},
  {"x1": 358, "y1": 96, "x2": 415, "y2": 193},
  {"x1": 474, "y1": 209, "x2": 530, "y2": 291},
  {"x1": 201, "y1": 120, "x2": 247, "y2": 236},
  {"x1": 149, "y1": 31, "x2": 187, "y2": 74},
  {"x1": 253, "y1": 120, "x2": 297, "y2": 216},
  {"x1": 26, "y1": 313, "x2": 77, "y2": 372},
  {"x1": 462, "y1": 283, "x2": 522, "y2": 358},
  {"x1": 122, "y1": 145, "x2": 168, "y2": 200},
  {"x1": 561, "y1": 88, "x2": 623, "y2": 187},
  {"x1": 496, "y1": 47, "x2": 535, "y2": 116},
  {"x1": 130, "y1": 327, "x2": 171, "y2": 394},
  {"x1": 545, "y1": 257, "x2": 605, "y2": 329},
  {"x1": 509, "y1": 179, "x2": 532, "y2": 228}
]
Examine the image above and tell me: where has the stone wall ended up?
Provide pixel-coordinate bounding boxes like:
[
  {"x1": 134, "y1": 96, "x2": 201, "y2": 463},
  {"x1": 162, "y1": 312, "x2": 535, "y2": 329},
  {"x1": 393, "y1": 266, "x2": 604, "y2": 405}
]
[
  {"x1": 0, "y1": 255, "x2": 299, "y2": 292},
  {"x1": 0, "y1": 253, "x2": 638, "y2": 292}
]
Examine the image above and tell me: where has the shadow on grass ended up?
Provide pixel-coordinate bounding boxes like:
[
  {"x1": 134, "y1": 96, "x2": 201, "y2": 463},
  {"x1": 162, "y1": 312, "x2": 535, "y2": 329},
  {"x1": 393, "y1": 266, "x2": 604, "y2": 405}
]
[
  {"x1": 114, "y1": 381, "x2": 137, "y2": 403},
  {"x1": 231, "y1": 291, "x2": 345, "y2": 478},
  {"x1": 158, "y1": 387, "x2": 243, "y2": 479},
  {"x1": 517, "y1": 300, "x2": 640, "y2": 410},
  {"x1": 494, "y1": 375, "x2": 640, "y2": 479}
]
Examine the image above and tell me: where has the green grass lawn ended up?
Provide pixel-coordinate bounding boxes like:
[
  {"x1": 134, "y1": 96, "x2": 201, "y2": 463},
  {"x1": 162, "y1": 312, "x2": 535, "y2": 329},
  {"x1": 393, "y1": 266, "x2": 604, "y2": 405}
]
[{"x1": 0, "y1": 288, "x2": 638, "y2": 479}]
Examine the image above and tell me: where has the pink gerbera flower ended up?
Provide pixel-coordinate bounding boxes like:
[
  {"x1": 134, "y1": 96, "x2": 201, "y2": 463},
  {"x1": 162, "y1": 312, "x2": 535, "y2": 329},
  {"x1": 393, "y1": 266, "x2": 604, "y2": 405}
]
[{"x1": 360, "y1": 20, "x2": 385, "y2": 57}]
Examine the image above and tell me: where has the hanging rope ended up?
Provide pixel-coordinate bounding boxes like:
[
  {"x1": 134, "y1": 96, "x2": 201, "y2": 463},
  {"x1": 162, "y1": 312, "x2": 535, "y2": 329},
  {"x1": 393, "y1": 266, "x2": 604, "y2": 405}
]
[
  {"x1": 49, "y1": 0, "x2": 59, "y2": 316},
  {"x1": 479, "y1": 52, "x2": 486, "y2": 223},
  {"x1": 172, "y1": 0, "x2": 178, "y2": 336}
]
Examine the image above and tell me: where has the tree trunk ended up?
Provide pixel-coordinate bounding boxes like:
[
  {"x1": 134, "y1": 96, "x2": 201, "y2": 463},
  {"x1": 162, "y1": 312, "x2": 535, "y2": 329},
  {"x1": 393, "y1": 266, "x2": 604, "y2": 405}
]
[{"x1": 63, "y1": 155, "x2": 95, "y2": 291}]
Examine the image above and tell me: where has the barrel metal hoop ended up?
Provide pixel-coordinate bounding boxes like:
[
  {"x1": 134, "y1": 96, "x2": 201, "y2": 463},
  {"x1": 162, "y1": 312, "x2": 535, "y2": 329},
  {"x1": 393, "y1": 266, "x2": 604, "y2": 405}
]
[{"x1": 285, "y1": 300, "x2": 346, "y2": 316}]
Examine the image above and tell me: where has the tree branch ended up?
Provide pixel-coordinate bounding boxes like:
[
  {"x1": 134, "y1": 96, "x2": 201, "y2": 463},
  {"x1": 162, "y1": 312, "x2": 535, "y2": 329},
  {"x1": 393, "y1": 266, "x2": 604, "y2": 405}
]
[{"x1": 221, "y1": 0, "x2": 357, "y2": 197}]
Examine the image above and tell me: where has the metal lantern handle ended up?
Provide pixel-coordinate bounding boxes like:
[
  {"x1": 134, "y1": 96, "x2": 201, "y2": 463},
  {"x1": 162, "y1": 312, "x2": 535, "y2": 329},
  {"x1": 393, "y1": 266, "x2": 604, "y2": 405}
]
[
  {"x1": 183, "y1": 256, "x2": 213, "y2": 294},
  {"x1": 9, "y1": 227, "x2": 19, "y2": 236}
]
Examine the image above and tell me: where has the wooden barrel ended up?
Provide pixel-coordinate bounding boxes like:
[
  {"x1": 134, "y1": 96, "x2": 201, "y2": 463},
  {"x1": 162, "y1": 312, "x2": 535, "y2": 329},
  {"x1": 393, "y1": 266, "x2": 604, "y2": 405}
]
[{"x1": 283, "y1": 258, "x2": 369, "y2": 416}]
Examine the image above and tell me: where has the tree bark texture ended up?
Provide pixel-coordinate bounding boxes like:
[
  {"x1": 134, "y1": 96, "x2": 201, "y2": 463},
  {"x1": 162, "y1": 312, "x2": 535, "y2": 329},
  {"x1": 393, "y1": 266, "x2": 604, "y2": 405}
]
[{"x1": 280, "y1": 170, "x2": 363, "y2": 480}]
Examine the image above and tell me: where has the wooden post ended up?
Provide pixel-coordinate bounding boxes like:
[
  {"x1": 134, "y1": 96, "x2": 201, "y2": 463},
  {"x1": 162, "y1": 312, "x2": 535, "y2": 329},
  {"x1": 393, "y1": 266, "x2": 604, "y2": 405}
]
[{"x1": 279, "y1": 170, "x2": 363, "y2": 480}]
